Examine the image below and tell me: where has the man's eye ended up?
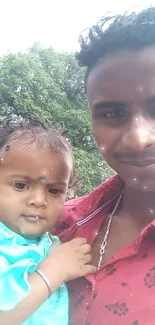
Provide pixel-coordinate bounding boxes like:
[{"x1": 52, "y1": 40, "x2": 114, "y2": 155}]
[
  {"x1": 48, "y1": 188, "x2": 62, "y2": 195},
  {"x1": 12, "y1": 182, "x2": 29, "y2": 190},
  {"x1": 105, "y1": 112, "x2": 116, "y2": 118},
  {"x1": 104, "y1": 109, "x2": 125, "y2": 118}
]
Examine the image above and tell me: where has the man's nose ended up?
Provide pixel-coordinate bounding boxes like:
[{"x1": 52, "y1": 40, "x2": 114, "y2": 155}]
[{"x1": 122, "y1": 116, "x2": 155, "y2": 152}]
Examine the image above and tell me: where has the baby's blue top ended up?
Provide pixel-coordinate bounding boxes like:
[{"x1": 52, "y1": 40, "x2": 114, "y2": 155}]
[{"x1": 0, "y1": 222, "x2": 69, "y2": 325}]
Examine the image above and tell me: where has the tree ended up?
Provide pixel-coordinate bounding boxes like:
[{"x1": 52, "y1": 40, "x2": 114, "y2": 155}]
[{"x1": 0, "y1": 44, "x2": 114, "y2": 196}]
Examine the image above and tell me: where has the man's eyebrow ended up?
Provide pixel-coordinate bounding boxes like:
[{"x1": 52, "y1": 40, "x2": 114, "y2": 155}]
[{"x1": 93, "y1": 101, "x2": 127, "y2": 110}]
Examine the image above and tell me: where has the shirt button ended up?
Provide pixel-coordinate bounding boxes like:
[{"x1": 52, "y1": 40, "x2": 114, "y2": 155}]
[{"x1": 86, "y1": 302, "x2": 91, "y2": 310}]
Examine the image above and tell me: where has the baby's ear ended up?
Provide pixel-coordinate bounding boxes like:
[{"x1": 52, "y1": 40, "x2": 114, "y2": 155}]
[{"x1": 67, "y1": 168, "x2": 82, "y2": 199}]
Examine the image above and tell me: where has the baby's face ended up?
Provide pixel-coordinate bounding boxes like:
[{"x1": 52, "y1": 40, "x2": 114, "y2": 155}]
[{"x1": 0, "y1": 144, "x2": 72, "y2": 238}]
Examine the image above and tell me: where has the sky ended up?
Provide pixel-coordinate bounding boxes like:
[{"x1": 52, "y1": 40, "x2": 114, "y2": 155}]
[{"x1": 0, "y1": 0, "x2": 155, "y2": 55}]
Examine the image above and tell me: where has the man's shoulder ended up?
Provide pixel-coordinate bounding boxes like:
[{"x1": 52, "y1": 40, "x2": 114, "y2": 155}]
[{"x1": 64, "y1": 174, "x2": 122, "y2": 215}]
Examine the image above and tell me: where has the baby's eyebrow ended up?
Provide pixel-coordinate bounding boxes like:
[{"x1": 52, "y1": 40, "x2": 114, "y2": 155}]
[
  {"x1": 10, "y1": 174, "x2": 68, "y2": 186},
  {"x1": 9, "y1": 174, "x2": 33, "y2": 181},
  {"x1": 39, "y1": 177, "x2": 67, "y2": 186}
]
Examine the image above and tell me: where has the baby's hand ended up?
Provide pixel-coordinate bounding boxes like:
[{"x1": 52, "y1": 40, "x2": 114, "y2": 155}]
[
  {"x1": 38, "y1": 238, "x2": 96, "y2": 290},
  {"x1": 50, "y1": 237, "x2": 96, "y2": 281}
]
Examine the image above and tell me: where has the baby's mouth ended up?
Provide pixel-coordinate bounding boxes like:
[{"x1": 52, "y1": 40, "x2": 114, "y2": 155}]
[{"x1": 22, "y1": 215, "x2": 45, "y2": 222}]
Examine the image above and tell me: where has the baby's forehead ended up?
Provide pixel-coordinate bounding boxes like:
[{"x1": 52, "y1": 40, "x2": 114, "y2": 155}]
[{"x1": 0, "y1": 145, "x2": 73, "y2": 180}]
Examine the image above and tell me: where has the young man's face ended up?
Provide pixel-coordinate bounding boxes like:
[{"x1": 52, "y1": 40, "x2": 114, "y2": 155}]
[{"x1": 87, "y1": 46, "x2": 155, "y2": 190}]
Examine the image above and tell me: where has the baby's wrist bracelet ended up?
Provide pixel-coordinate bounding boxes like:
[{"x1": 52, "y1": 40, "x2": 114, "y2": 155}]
[{"x1": 35, "y1": 268, "x2": 52, "y2": 297}]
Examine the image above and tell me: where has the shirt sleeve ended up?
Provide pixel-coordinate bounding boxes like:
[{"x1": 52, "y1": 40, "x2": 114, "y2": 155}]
[{"x1": 0, "y1": 225, "x2": 51, "y2": 311}]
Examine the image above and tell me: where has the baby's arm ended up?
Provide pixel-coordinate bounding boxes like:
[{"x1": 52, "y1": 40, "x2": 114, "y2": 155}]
[
  {"x1": 0, "y1": 238, "x2": 96, "y2": 325},
  {"x1": 0, "y1": 268, "x2": 63, "y2": 325},
  {"x1": 0, "y1": 271, "x2": 50, "y2": 325}
]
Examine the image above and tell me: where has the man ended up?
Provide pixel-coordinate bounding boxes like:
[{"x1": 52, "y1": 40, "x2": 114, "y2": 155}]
[{"x1": 53, "y1": 7, "x2": 155, "y2": 325}]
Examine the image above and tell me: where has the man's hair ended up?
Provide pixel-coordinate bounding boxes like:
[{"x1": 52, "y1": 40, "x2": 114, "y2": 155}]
[{"x1": 76, "y1": 7, "x2": 155, "y2": 85}]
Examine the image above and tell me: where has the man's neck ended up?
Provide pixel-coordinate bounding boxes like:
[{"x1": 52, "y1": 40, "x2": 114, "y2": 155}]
[{"x1": 117, "y1": 185, "x2": 155, "y2": 228}]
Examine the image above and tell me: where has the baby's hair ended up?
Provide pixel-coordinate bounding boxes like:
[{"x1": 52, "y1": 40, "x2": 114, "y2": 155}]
[{"x1": 0, "y1": 113, "x2": 76, "y2": 189}]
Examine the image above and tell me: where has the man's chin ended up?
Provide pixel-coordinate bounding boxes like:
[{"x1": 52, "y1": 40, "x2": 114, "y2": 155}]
[
  {"x1": 122, "y1": 175, "x2": 155, "y2": 193},
  {"x1": 113, "y1": 161, "x2": 155, "y2": 190}
]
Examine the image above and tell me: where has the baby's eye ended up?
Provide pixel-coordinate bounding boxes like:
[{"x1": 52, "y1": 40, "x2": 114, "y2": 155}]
[
  {"x1": 12, "y1": 182, "x2": 29, "y2": 190},
  {"x1": 48, "y1": 188, "x2": 62, "y2": 195}
]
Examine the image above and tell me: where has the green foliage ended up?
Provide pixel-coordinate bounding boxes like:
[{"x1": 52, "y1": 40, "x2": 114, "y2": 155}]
[
  {"x1": 73, "y1": 148, "x2": 114, "y2": 195},
  {"x1": 0, "y1": 44, "x2": 114, "y2": 196}
]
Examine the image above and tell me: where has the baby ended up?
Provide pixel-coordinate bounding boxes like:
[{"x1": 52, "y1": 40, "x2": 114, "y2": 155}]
[{"x1": 0, "y1": 114, "x2": 95, "y2": 325}]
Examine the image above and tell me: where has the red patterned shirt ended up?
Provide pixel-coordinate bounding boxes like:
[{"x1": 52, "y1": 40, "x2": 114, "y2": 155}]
[{"x1": 52, "y1": 175, "x2": 155, "y2": 325}]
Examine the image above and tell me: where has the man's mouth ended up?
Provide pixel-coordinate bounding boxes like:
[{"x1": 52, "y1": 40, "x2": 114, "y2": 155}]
[{"x1": 119, "y1": 158, "x2": 155, "y2": 167}]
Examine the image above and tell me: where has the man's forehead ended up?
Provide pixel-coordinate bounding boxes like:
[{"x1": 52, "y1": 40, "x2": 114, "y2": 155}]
[
  {"x1": 88, "y1": 46, "x2": 155, "y2": 81},
  {"x1": 87, "y1": 47, "x2": 155, "y2": 101}
]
